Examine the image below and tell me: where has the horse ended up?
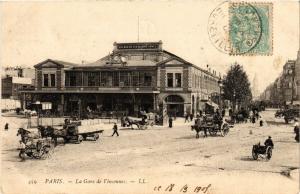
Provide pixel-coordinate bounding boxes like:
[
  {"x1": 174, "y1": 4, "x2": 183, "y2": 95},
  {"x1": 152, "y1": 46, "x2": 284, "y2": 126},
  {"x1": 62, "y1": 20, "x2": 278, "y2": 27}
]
[
  {"x1": 17, "y1": 128, "x2": 40, "y2": 144},
  {"x1": 37, "y1": 126, "x2": 63, "y2": 146},
  {"x1": 191, "y1": 125, "x2": 207, "y2": 138},
  {"x1": 234, "y1": 114, "x2": 248, "y2": 123}
]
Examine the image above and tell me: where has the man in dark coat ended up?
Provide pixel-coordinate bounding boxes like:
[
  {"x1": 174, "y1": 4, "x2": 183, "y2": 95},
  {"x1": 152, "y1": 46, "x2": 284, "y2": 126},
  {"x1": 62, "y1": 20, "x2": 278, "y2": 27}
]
[
  {"x1": 111, "y1": 123, "x2": 119, "y2": 136},
  {"x1": 264, "y1": 136, "x2": 274, "y2": 149},
  {"x1": 190, "y1": 113, "x2": 194, "y2": 122},
  {"x1": 4, "y1": 123, "x2": 9, "y2": 131},
  {"x1": 169, "y1": 116, "x2": 173, "y2": 128},
  {"x1": 294, "y1": 120, "x2": 299, "y2": 142},
  {"x1": 185, "y1": 113, "x2": 189, "y2": 123}
]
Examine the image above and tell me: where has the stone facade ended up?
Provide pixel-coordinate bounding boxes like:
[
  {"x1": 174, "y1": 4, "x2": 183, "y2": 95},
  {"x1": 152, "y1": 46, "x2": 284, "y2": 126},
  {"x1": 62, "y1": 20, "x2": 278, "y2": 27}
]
[{"x1": 22, "y1": 41, "x2": 220, "y2": 118}]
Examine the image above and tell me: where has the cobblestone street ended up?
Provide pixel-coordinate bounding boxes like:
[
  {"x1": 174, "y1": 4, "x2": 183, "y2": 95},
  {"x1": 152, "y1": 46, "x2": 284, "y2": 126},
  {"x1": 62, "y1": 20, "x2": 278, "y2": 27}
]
[{"x1": 1, "y1": 109, "x2": 299, "y2": 194}]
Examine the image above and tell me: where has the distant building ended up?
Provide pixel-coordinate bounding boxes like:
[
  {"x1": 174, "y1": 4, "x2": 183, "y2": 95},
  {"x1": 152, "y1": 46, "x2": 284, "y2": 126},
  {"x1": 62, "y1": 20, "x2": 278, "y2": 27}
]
[
  {"x1": 21, "y1": 41, "x2": 220, "y2": 118},
  {"x1": 260, "y1": 58, "x2": 300, "y2": 106},
  {"x1": 1, "y1": 67, "x2": 35, "y2": 100},
  {"x1": 2, "y1": 77, "x2": 34, "y2": 99}
]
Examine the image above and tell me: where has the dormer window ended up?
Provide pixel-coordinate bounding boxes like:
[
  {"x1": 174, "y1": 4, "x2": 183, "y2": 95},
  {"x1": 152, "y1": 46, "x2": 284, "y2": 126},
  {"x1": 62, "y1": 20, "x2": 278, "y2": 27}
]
[{"x1": 43, "y1": 73, "x2": 56, "y2": 87}]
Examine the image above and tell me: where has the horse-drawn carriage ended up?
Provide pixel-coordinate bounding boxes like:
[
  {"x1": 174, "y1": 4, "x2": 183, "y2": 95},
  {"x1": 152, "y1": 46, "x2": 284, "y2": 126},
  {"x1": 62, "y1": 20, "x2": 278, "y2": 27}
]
[
  {"x1": 17, "y1": 128, "x2": 54, "y2": 160},
  {"x1": 252, "y1": 143, "x2": 273, "y2": 160},
  {"x1": 191, "y1": 115, "x2": 230, "y2": 138},
  {"x1": 275, "y1": 106, "x2": 300, "y2": 124},
  {"x1": 121, "y1": 115, "x2": 155, "y2": 130},
  {"x1": 38, "y1": 121, "x2": 103, "y2": 145}
]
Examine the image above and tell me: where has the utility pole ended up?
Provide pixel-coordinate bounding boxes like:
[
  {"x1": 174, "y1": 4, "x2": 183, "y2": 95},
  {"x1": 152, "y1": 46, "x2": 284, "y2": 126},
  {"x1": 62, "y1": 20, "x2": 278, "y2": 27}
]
[{"x1": 137, "y1": 16, "x2": 140, "y2": 42}]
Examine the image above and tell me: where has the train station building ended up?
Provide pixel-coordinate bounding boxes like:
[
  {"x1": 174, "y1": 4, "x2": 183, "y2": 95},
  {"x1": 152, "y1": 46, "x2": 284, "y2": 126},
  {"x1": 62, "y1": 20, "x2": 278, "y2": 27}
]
[{"x1": 21, "y1": 41, "x2": 221, "y2": 118}]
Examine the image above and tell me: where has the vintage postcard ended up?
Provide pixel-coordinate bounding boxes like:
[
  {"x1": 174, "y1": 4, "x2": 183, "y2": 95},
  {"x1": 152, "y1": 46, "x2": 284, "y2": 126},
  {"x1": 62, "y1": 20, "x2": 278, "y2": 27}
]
[{"x1": 0, "y1": 0, "x2": 299, "y2": 194}]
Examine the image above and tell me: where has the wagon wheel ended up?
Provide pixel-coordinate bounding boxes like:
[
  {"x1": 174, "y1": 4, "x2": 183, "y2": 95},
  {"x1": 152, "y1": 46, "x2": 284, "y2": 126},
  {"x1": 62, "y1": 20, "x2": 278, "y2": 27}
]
[
  {"x1": 32, "y1": 150, "x2": 43, "y2": 159},
  {"x1": 19, "y1": 151, "x2": 26, "y2": 160},
  {"x1": 64, "y1": 137, "x2": 69, "y2": 144},
  {"x1": 93, "y1": 133, "x2": 99, "y2": 141},
  {"x1": 221, "y1": 125, "x2": 229, "y2": 137},
  {"x1": 40, "y1": 145, "x2": 52, "y2": 159},
  {"x1": 77, "y1": 135, "x2": 83, "y2": 144},
  {"x1": 252, "y1": 148, "x2": 258, "y2": 160},
  {"x1": 150, "y1": 122, "x2": 154, "y2": 127},
  {"x1": 208, "y1": 128, "x2": 217, "y2": 136},
  {"x1": 266, "y1": 147, "x2": 272, "y2": 160}
]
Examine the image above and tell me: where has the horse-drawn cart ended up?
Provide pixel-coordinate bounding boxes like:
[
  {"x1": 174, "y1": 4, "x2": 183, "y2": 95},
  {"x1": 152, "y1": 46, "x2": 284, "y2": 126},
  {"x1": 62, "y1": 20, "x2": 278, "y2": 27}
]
[
  {"x1": 121, "y1": 116, "x2": 154, "y2": 130},
  {"x1": 38, "y1": 121, "x2": 104, "y2": 145},
  {"x1": 17, "y1": 128, "x2": 54, "y2": 160},
  {"x1": 191, "y1": 116, "x2": 230, "y2": 138}
]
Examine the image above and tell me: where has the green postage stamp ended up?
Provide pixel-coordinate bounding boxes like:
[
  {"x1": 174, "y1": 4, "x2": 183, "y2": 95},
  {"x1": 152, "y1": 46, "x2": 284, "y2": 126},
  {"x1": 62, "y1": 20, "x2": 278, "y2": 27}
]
[{"x1": 229, "y1": 2, "x2": 273, "y2": 55}]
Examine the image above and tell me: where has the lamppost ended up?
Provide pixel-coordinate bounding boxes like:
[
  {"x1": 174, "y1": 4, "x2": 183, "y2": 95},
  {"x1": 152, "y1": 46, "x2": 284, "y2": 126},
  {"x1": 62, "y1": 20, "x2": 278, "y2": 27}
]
[
  {"x1": 218, "y1": 78, "x2": 223, "y2": 108},
  {"x1": 233, "y1": 90, "x2": 236, "y2": 112}
]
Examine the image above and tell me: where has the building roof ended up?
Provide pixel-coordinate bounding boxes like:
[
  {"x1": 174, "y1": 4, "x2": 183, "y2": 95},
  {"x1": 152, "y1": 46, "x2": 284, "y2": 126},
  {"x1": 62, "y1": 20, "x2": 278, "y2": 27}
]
[
  {"x1": 76, "y1": 59, "x2": 157, "y2": 68},
  {"x1": 32, "y1": 42, "x2": 220, "y2": 79},
  {"x1": 34, "y1": 59, "x2": 80, "y2": 68}
]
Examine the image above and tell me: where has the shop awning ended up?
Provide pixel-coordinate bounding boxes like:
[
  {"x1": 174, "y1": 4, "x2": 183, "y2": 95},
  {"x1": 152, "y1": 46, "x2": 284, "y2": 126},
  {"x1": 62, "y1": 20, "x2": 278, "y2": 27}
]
[{"x1": 205, "y1": 101, "x2": 219, "y2": 109}]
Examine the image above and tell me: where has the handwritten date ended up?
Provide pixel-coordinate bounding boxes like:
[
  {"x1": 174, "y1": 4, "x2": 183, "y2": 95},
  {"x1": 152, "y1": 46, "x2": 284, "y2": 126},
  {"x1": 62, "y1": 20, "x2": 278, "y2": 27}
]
[{"x1": 154, "y1": 183, "x2": 211, "y2": 193}]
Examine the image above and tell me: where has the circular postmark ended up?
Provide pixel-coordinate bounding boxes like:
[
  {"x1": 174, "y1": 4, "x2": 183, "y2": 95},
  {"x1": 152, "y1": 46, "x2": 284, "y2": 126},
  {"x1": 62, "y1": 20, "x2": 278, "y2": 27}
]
[
  {"x1": 208, "y1": 1, "x2": 262, "y2": 55},
  {"x1": 208, "y1": 1, "x2": 231, "y2": 54}
]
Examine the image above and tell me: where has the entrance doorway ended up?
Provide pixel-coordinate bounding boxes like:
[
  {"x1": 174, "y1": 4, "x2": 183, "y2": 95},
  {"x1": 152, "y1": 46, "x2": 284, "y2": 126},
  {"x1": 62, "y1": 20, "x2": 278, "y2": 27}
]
[{"x1": 165, "y1": 95, "x2": 184, "y2": 117}]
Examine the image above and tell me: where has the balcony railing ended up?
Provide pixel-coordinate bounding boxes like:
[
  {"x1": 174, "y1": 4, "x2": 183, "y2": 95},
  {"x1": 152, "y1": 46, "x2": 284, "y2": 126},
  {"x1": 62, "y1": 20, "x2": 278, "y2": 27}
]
[{"x1": 63, "y1": 85, "x2": 157, "y2": 92}]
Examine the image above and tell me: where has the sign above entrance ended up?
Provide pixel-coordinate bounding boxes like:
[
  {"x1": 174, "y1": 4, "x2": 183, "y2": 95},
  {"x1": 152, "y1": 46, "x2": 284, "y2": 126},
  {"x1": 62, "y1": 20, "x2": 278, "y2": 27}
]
[{"x1": 114, "y1": 41, "x2": 162, "y2": 51}]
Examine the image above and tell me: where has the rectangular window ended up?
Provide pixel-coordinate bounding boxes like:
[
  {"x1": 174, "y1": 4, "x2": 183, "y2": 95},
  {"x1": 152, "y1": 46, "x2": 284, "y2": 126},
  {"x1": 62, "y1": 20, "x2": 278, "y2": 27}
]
[
  {"x1": 132, "y1": 72, "x2": 139, "y2": 86},
  {"x1": 144, "y1": 72, "x2": 152, "y2": 87},
  {"x1": 87, "y1": 72, "x2": 99, "y2": 86},
  {"x1": 112, "y1": 72, "x2": 119, "y2": 87},
  {"x1": 50, "y1": 74, "x2": 56, "y2": 87},
  {"x1": 43, "y1": 74, "x2": 49, "y2": 87},
  {"x1": 120, "y1": 72, "x2": 131, "y2": 87},
  {"x1": 167, "y1": 73, "x2": 173, "y2": 87},
  {"x1": 101, "y1": 72, "x2": 113, "y2": 87},
  {"x1": 70, "y1": 75, "x2": 76, "y2": 86},
  {"x1": 175, "y1": 73, "x2": 182, "y2": 87},
  {"x1": 66, "y1": 71, "x2": 82, "y2": 86}
]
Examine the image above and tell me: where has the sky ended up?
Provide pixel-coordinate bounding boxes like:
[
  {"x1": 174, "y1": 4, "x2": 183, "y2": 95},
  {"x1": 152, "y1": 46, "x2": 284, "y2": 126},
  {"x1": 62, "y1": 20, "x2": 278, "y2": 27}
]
[{"x1": 0, "y1": 0, "x2": 299, "y2": 95}]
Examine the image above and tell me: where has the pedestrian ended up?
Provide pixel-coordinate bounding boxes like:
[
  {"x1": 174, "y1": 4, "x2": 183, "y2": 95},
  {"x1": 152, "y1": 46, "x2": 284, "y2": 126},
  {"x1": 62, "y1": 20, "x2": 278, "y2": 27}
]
[
  {"x1": 255, "y1": 112, "x2": 259, "y2": 120},
  {"x1": 252, "y1": 116, "x2": 256, "y2": 124},
  {"x1": 169, "y1": 116, "x2": 173, "y2": 128},
  {"x1": 202, "y1": 113, "x2": 208, "y2": 137},
  {"x1": 185, "y1": 113, "x2": 189, "y2": 123},
  {"x1": 264, "y1": 136, "x2": 274, "y2": 149},
  {"x1": 190, "y1": 113, "x2": 194, "y2": 122},
  {"x1": 259, "y1": 120, "x2": 263, "y2": 127},
  {"x1": 111, "y1": 123, "x2": 119, "y2": 136},
  {"x1": 4, "y1": 123, "x2": 9, "y2": 131},
  {"x1": 294, "y1": 119, "x2": 299, "y2": 142}
]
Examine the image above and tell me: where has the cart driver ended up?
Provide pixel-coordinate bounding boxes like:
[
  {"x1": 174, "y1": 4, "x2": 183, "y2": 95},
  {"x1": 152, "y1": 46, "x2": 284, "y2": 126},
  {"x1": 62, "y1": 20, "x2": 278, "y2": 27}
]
[
  {"x1": 213, "y1": 109, "x2": 223, "y2": 130},
  {"x1": 264, "y1": 136, "x2": 274, "y2": 149}
]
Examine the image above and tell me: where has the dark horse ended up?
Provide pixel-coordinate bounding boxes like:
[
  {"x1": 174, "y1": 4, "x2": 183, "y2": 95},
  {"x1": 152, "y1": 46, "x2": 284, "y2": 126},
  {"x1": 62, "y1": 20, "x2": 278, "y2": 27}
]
[
  {"x1": 17, "y1": 128, "x2": 40, "y2": 144},
  {"x1": 37, "y1": 126, "x2": 60, "y2": 146},
  {"x1": 191, "y1": 125, "x2": 207, "y2": 138}
]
